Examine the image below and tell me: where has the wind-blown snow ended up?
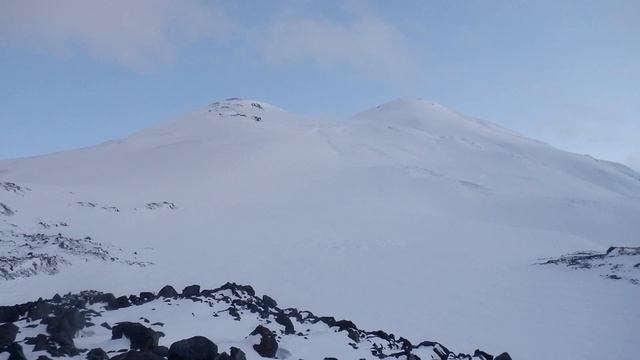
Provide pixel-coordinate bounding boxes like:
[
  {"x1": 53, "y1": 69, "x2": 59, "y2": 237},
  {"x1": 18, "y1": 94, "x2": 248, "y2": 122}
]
[{"x1": 1, "y1": 98, "x2": 639, "y2": 359}]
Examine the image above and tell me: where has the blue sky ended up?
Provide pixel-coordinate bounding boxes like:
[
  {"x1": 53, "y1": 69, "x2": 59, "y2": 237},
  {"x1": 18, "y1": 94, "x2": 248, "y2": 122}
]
[{"x1": 1, "y1": 0, "x2": 639, "y2": 170}]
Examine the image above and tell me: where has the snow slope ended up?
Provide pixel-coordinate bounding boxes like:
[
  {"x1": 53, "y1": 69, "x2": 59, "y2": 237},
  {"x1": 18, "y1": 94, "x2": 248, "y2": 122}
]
[{"x1": 1, "y1": 98, "x2": 640, "y2": 359}]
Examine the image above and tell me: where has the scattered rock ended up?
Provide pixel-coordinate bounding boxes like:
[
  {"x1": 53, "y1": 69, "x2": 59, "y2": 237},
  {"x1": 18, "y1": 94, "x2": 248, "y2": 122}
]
[
  {"x1": 0, "y1": 323, "x2": 19, "y2": 347},
  {"x1": 139, "y1": 292, "x2": 155, "y2": 303},
  {"x1": 158, "y1": 285, "x2": 178, "y2": 298},
  {"x1": 229, "y1": 347, "x2": 246, "y2": 360},
  {"x1": 538, "y1": 246, "x2": 640, "y2": 285},
  {"x1": 111, "y1": 322, "x2": 163, "y2": 351},
  {"x1": 262, "y1": 295, "x2": 277, "y2": 308},
  {"x1": 168, "y1": 336, "x2": 218, "y2": 360},
  {"x1": 27, "y1": 301, "x2": 52, "y2": 321},
  {"x1": 275, "y1": 313, "x2": 295, "y2": 334},
  {"x1": 0, "y1": 306, "x2": 19, "y2": 323},
  {"x1": 0, "y1": 203, "x2": 14, "y2": 216},
  {"x1": 44, "y1": 307, "x2": 85, "y2": 349},
  {"x1": 112, "y1": 296, "x2": 131, "y2": 309},
  {"x1": 111, "y1": 350, "x2": 165, "y2": 360},
  {"x1": 151, "y1": 346, "x2": 169, "y2": 358},
  {"x1": 2, "y1": 283, "x2": 508, "y2": 360},
  {"x1": 182, "y1": 285, "x2": 200, "y2": 297},
  {"x1": 250, "y1": 325, "x2": 278, "y2": 358},
  {"x1": 5, "y1": 342, "x2": 27, "y2": 360},
  {"x1": 87, "y1": 348, "x2": 110, "y2": 360}
]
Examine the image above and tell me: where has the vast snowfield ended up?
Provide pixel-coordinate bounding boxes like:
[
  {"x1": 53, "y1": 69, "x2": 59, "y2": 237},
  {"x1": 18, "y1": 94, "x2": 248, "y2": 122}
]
[{"x1": 1, "y1": 98, "x2": 639, "y2": 359}]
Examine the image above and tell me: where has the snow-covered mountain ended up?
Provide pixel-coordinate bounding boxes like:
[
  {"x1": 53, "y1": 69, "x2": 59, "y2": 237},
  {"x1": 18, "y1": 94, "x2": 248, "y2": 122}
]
[{"x1": 1, "y1": 98, "x2": 639, "y2": 360}]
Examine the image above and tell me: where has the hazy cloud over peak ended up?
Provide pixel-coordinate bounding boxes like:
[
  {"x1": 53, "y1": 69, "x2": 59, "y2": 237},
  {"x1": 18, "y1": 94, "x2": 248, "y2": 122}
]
[
  {"x1": 0, "y1": 0, "x2": 229, "y2": 70},
  {"x1": 0, "y1": 0, "x2": 413, "y2": 77}
]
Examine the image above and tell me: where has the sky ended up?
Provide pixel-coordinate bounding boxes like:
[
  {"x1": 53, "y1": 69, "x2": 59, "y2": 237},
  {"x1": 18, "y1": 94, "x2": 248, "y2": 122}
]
[{"x1": 1, "y1": 0, "x2": 639, "y2": 170}]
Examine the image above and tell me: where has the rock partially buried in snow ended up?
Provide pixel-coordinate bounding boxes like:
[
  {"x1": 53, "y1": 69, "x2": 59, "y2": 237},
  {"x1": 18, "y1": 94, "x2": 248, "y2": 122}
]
[
  {"x1": 250, "y1": 325, "x2": 278, "y2": 358},
  {"x1": 168, "y1": 336, "x2": 218, "y2": 360},
  {"x1": 181, "y1": 285, "x2": 200, "y2": 297},
  {"x1": 111, "y1": 322, "x2": 164, "y2": 351},
  {"x1": 3, "y1": 342, "x2": 27, "y2": 360},
  {"x1": 495, "y1": 353, "x2": 513, "y2": 360},
  {"x1": 229, "y1": 347, "x2": 246, "y2": 360},
  {"x1": 86, "y1": 348, "x2": 109, "y2": 360},
  {"x1": 158, "y1": 285, "x2": 179, "y2": 298},
  {"x1": 261, "y1": 295, "x2": 277, "y2": 309}
]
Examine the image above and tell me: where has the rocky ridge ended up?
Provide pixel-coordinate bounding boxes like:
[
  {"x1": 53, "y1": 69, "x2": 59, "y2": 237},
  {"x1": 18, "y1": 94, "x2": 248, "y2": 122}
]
[{"x1": 0, "y1": 282, "x2": 512, "y2": 360}]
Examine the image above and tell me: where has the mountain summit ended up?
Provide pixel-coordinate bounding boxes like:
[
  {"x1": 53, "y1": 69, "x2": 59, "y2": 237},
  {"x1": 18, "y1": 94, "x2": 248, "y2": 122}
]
[{"x1": 1, "y1": 98, "x2": 639, "y2": 360}]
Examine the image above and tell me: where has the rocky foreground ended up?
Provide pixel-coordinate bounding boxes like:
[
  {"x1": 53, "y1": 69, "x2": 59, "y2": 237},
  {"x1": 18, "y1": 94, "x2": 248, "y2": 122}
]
[{"x1": 0, "y1": 282, "x2": 512, "y2": 360}]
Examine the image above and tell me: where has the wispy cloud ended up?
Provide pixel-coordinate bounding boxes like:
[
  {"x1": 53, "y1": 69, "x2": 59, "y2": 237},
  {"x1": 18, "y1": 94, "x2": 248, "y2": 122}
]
[
  {"x1": 254, "y1": 14, "x2": 416, "y2": 80},
  {"x1": 0, "y1": 0, "x2": 229, "y2": 70},
  {"x1": 0, "y1": 1, "x2": 415, "y2": 78}
]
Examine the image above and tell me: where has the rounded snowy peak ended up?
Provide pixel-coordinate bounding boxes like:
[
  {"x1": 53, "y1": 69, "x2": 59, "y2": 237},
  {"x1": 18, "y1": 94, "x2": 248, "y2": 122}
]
[{"x1": 351, "y1": 98, "x2": 526, "y2": 142}]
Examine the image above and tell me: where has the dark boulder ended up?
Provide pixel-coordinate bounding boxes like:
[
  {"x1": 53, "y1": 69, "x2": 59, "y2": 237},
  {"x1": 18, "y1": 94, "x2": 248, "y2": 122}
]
[
  {"x1": 214, "y1": 352, "x2": 230, "y2": 360},
  {"x1": 473, "y1": 349, "x2": 493, "y2": 360},
  {"x1": 27, "y1": 301, "x2": 52, "y2": 321},
  {"x1": 229, "y1": 347, "x2": 246, "y2": 360},
  {"x1": 25, "y1": 332, "x2": 81, "y2": 357},
  {"x1": 182, "y1": 285, "x2": 200, "y2": 297},
  {"x1": 334, "y1": 320, "x2": 357, "y2": 331},
  {"x1": 151, "y1": 346, "x2": 169, "y2": 358},
  {"x1": 0, "y1": 306, "x2": 19, "y2": 323},
  {"x1": 112, "y1": 296, "x2": 131, "y2": 309},
  {"x1": 139, "y1": 292, "x2": 155, "y2": 303},
  {"x1": 319, "y1": 316, "x2": 336, "y2": 327},
  {"x1": 128, "y1": 295, "x2": 140, "y2": 305},
  {"x1": 495, "y1": 353, "x2": 512, "y2": 360},
  {"x1": 37, "y1": 356, "x2": 53, "y2": 360},
  {"x1": 111, "y1": 350, "x2": 165, "y2": 360},
  {"x1": 25, "y1": 334, "x2": 54, "y2": 353},
  {"x1": 158, "y1": 286, "x2": 178, "y2": 298},
  {"x1": 0, "y1": 323, "x2": 19, "y2": 347},
  {"x1": 168, "y1": 336, "x2": 218, "y2": 360},
  {"x1": 87, "y1": 348, "x2": 110, "y2": 360},
  {"x1": 91, "y1": 293, "x2": 116, "y2": 306},
  {"x1": 275, "y1": 313, "x2": 295, "y2": 334},
  {"x1": 45, "y1": 308, "x2": 85, "y2": 348},
  {"x1": 346, "y1": 329, "x2": 360, "y2": 343},
  {"x1": 250, "y1": 325, "x2": 277, "y2": 358},
  {"x1": 6, "y1": 342, "x2": 27, "y2": 360},
  {"x1": 261, "y1": 295, "x2": 277, "y2": 309},
  {"x1": 111, "y1": 322, "x2": 163, "y2": 351}
]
